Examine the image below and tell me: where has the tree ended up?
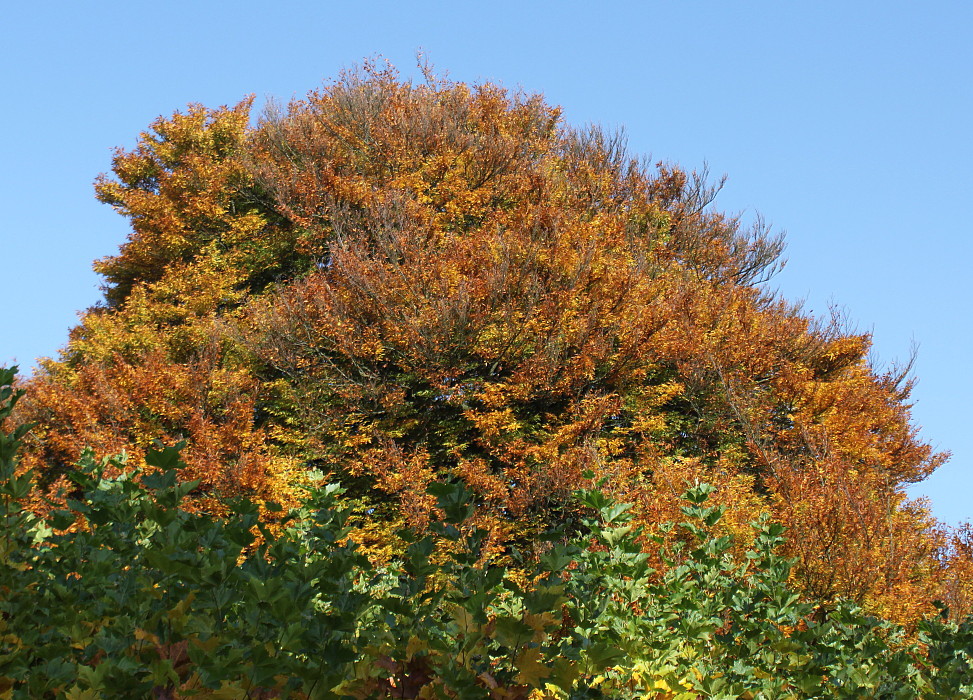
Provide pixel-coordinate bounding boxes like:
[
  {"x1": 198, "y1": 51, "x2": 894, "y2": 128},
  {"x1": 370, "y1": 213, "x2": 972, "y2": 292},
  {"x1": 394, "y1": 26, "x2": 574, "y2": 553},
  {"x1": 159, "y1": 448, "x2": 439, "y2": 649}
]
[{"x1": 14, "y1": 62, "x2": 960, "y2": 620}]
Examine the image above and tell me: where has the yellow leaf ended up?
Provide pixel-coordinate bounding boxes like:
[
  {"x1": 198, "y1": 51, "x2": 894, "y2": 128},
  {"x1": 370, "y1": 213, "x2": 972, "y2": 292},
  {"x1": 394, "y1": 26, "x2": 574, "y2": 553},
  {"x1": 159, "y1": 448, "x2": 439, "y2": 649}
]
[
  {"x1": 208, "y1": 681, "x2": 250, "y2": 699},
  {"x1": 523, "y1": 611, "x2": 559, "y2": 642},
  {"x1": 134, "y1": 628, "x2": 160, "y2": 645},
  {"x1": 514, "y1": 646, "x2": 551, "y2": 686},
  {"x1": 168, "y1": 591, "x2": 196, "y2": 621},
  {"x1": 406, "y1": 634, "x2": 427, "y2": 659}
]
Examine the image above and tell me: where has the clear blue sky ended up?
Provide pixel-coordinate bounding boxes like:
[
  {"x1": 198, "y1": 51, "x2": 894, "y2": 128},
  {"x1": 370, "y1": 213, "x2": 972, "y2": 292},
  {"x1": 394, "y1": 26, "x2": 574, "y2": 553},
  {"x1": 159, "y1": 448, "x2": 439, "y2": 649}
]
[{"x1": 2, "y1": 2, "x2": 969, "y2": 525}]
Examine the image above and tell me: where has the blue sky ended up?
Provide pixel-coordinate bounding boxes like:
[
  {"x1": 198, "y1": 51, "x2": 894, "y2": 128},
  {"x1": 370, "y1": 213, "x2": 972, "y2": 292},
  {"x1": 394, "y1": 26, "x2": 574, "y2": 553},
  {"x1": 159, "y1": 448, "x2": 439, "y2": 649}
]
[{"x1": 2, "y1": 2, "x2": 969, "y2": 525}]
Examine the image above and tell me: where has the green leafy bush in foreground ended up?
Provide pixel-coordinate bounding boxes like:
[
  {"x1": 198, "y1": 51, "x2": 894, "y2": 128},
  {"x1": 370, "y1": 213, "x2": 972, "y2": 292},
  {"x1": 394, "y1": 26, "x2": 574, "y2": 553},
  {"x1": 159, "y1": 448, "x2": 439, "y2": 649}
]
[{"x1": 1, "y1": 365, "x2": 972, "y2": 699}]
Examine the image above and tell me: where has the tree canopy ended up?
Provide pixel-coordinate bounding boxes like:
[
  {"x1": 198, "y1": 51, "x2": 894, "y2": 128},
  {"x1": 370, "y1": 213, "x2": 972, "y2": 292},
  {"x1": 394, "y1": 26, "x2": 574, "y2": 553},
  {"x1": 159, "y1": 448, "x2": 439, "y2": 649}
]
[{"x1": 12, "y1": 63, "x2": 970, "y2": 624}]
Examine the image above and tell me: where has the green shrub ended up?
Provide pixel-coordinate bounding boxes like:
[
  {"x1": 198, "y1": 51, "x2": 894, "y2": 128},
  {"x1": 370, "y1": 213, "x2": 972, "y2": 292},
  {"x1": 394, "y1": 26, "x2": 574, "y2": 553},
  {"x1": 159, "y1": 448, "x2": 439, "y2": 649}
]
[{"x1": 1, "y1": 366, "x2": 971, "y2": 698}]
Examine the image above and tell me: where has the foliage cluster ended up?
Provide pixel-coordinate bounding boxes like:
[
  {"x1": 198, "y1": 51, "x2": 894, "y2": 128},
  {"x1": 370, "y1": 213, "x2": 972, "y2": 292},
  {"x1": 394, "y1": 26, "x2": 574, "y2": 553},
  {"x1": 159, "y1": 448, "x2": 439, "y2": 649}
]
[
  {"x1": 10, "y1": 62, "x2": 972, "y2": 624},
  {"x1": 3, "y1": 368, "x2": 973, "y2": 698}
]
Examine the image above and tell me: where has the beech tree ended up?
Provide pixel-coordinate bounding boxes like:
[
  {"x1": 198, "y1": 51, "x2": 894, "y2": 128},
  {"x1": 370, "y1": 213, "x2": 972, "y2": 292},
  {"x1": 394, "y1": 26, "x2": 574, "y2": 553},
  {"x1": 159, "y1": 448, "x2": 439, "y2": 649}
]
[{"x1": 14, "y1": 63, "x2": 966, "y2": 623}]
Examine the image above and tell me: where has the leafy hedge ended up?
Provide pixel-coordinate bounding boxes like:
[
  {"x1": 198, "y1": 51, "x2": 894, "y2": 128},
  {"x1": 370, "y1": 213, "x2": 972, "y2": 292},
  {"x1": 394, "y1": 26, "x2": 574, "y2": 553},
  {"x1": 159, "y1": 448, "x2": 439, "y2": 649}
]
[{"x1": 1, "y1": 365, "x2": 971, "y2": 698}]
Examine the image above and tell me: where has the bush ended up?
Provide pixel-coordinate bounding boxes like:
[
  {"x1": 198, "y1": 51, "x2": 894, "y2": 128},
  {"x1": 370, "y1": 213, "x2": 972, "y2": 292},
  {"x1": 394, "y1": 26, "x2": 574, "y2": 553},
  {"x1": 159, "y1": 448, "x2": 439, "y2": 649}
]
[{"x1": 1, "y1": 365, "x2": 971, "y2": 698}]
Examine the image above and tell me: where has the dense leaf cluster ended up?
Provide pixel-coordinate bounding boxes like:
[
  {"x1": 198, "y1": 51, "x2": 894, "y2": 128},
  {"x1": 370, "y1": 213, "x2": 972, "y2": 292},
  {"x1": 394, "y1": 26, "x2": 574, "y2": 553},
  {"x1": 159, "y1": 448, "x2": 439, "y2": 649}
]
[
  {"x1": 3, "y1": 368, "x2": 972, "y2": 698},
  {"x1": 13, "y1": 65, "x2": 968, "y2": 623}
]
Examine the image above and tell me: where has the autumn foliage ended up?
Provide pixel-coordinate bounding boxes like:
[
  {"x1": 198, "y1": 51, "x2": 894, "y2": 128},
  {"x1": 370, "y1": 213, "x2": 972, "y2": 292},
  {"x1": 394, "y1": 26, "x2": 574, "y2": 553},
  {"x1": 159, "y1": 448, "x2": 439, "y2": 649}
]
[{"x1": 13, "y1": 62, "x2": 969, "y2": 624}]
